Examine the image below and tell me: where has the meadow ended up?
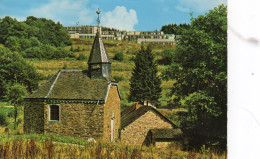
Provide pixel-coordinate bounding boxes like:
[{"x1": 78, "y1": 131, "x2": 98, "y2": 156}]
[{"x1": 0, "y1": 134, "x2": 226, "y2": 159}]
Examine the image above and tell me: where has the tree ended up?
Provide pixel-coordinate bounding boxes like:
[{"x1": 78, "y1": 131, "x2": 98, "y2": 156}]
[
  {"x1": 169, "y1": 5, "x2": 227, "y2": 150},
  {"x1": 5, "y1": 84, "x2": 28, "y2": 127},
  {"x1": 0, "y1": 45, "x2": 41, "y2": 98},
  {"x1": 128, "y1": 45, "x2": 162, "y2": 106}
]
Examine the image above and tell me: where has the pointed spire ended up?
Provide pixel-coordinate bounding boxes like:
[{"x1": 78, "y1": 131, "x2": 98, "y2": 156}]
[
  {"x1": 88, "y1": 8, "x2": 111, "y2": 79},
  {"x1": 88, "y1": 32, "x2": 111, "y2": 64}
]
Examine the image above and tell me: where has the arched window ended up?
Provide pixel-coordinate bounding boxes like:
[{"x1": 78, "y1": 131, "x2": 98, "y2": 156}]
[{"x1": 49, "y1": 105, "x2": 60, "y2": 121}]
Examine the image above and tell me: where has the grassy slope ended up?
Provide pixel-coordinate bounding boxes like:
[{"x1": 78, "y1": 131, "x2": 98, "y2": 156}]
[{"x1": 27, "y1": 38, "x2": 176, "y2": 107}]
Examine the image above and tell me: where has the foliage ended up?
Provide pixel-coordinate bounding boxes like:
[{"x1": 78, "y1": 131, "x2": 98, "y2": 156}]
[
  {"x1": 128, "y1": 45, "x2": 162, "y2": 106},
  {"x1": 0, "y1": 45, "x2": 41, "y2": 99},
  {"x1": 0, "y1": 16, "x2": 73, "y2": 59},
  {"x1": 25, "y1": 16, "x2": 72, "y2": 46},
  {"x1": 5, "y1": 84, "x2": 28, "y2": 105},
  {"x1": 77, "y1": 53, "x2": 88, "y2": 61},
  {"x1": 161, "y1": 23, "x2": 190, "y2": 35},
  {"x1": 158, "y1": 48, "x2": 176, "y2": 65},
  {"x1": 113, "y1": 75, "x2": 124, "y2": 82},
  {"x1": 113, "y1": 52, "x2": 124, "y2": 61},
  {"x1": 0, "y1": 113, "x2": 7, "y2": 126},
  {"x1": 168, "y1": 5, "x2": 227, "y2": 150}
]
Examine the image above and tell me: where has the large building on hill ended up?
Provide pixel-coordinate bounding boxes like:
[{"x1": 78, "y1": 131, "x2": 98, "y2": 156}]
[
  {"x1": 24, "y1": 29, "x2": 121, "y2": 142},
  {"x1": 64, "y1": 26, "x2": 178, "y2": 44}
]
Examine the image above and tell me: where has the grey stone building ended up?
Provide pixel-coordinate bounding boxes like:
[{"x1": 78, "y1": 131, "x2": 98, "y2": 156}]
[{"x1": 24, "y1": 30, "x2": 121, "y2": 142}]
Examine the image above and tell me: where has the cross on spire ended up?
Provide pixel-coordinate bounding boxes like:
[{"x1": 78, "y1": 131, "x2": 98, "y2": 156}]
[{"x1": 96, "y1": 8, "x2": 101, "y2": 27}]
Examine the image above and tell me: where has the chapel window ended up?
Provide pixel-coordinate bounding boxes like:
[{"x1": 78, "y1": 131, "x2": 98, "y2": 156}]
[{"x1": 49, "y1": 105, "x2": 60, "y2": 121}]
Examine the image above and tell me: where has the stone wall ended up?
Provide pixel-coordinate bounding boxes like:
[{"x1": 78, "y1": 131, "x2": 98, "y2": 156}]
[
  {"x1": 120, "y1": 111, "x2": 173, "y2": 145},
  {"x1": 43, "y1": 102, "x2": 104, "y2": 139},
  {"x1": 24, "y1": 101, "x2": 44, "y2": 134},
  {"x1": 103, "y1": 85, "x2": 121, "y2": 142}
]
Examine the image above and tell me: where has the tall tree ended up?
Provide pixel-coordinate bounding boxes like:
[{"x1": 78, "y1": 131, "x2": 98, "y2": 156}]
[
  {"x1": 128, "y1": 45, "x2": 162, "y2": 106},
  {"x1": 169, "y1": 5, "x2": 227, "y2": 150}
]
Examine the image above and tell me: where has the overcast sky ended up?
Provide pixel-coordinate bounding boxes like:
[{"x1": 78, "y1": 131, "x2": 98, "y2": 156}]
[{"x1": 0, "y1": 0, "x2": 226, "y2": 31}]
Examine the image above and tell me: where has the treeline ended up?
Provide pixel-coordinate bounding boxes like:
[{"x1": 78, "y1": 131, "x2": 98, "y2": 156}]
[
  {"x1": 0, "y1": 16, "x2": 73, "y2": 59},
  {"x1": 161, "y1": 23, "x2": 190, "y2": 35}
]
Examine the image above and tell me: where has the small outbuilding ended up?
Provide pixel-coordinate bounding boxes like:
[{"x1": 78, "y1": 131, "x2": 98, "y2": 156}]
[{"x1": 120, "y1": 104, "x2": 182, "y2": 146}]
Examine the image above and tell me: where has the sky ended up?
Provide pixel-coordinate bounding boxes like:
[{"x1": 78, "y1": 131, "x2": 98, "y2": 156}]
[{"x1": 0, "y1": 0, "x2": 226, "y2": 31}]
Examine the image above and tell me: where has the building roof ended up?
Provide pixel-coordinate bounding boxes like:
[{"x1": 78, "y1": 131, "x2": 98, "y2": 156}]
[
  {"x1": 121, "y1": 106, "x2": 177, "y2": 129},
  {"x1": 88, "y1": 31, "x2": 111, "y2": 64},
  {"x1": 26, "y1": 69, "x2": 118, "y2": 101},
  {"x1": 121, "y1": 103, "x2": 142, "y2": 117},
  {"x1": 149, "y1": 129, "x2": 182, "y2": 139}
]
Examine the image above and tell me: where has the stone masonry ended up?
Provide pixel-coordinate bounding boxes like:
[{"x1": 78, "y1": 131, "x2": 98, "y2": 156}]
[{"x1": 120, "y1": 111, "x2": 174, "y2": 145}]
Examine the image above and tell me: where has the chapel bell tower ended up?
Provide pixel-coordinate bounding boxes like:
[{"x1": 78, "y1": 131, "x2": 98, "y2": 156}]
[{"x1": 88, "y1": 8, "x2": 111, "y2": 79}]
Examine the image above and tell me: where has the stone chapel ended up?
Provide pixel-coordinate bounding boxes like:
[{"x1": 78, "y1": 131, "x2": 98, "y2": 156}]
[{"x1": 24, "y1": 24, "x2": 121, "y2": 142}]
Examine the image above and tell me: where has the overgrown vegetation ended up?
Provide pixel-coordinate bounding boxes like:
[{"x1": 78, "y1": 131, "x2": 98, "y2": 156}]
[{"x1": 0, "y1": 135, "x2": 226, "y2": 159}]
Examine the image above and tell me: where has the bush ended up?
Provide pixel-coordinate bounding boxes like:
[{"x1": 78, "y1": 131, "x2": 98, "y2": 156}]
[
  {"x1": 158, "y1": 49, "x2": 176, "y2": 65},
  {"x1": 77, "y1": 54, "x2": 87, "y2": 61},
  {"x1": 113, "y1": 52, "x2": 124, "y2": 61},
  {"x1": 75, "y1": 46, "x2": 80, "y2": 52},
  {"x1": 62, "y1": 63, "x2": 67, "y2": 69},
  {"x1": 0, "y1": 113, "x2": 7, "y2": 126},
  {"x1": 113, "y1": 75, "x2": 124, "y2": 82}
]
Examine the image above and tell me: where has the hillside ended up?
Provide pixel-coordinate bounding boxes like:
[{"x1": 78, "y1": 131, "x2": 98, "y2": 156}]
[{"x1": 27, "y1": 38, "x2": 176, "y2": 107}]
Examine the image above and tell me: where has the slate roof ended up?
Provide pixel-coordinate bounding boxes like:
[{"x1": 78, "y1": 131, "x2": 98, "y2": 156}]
[
  {"x1": 121, "y1": 103, "x2": 141, "y2": 117},
  {"x1": 121, "y1": 106, "x2": 177, "y2": 129},
  {"x1": 88, "y1": 31, "x2": 111, "y2": 64},
  {"x1": 26, "y1": 69, "x2": 111, "y2": 101},
  {"x1": 149, "y1": 129, "x2": 182, "y2": 139}
]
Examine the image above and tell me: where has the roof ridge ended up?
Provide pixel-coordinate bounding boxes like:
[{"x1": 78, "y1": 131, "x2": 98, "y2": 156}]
[
  {"x1": 44, "y1": 70, "x2": 62, "y2": 98},
  {"x1": 60, "y1": 69, "x2": 83, "y2": 72}
]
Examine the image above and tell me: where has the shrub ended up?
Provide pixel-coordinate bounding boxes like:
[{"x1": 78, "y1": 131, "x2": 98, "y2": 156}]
[
  {"x1": 62, "y1": 63, "x2": 67, "y2": 69},
  {"x1": 158, "y1": 49, "x2": 176, "y2": 65},
  {"x1": 77, "y1": 54, "x2": 87, "y2": 61},
  {"x1": 113, "y1": 75, "x2": 124, "y2": 82},
  {"x1": 75, "y1": 46, "x2": 80, "y2": 52},
  {"x1": 0, "y1": 112, "x2": 7, "y2": 126},
  {"x1": 113, "y1": 52, "x2": 124, "y2": 61}
]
